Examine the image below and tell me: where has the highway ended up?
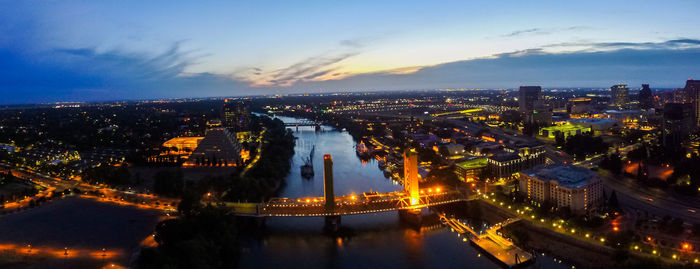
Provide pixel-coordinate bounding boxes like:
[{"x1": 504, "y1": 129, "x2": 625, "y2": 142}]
[
  {"x1": 1, "y1": 163, "x2": 178, "y2": 212},
  {"x1": 599, "y1": 170, "x2": 700, "y2": 223}
]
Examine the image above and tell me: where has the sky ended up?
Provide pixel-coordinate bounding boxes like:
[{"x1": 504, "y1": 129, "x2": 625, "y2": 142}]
[{"x1": 1, "y1": 0, "x2": 700, "y2": 104}]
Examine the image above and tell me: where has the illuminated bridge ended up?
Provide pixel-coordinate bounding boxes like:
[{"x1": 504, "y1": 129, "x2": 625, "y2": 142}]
[
  {"x1": 225, "y1": 149, "x2": 473, "y2": 222},
  {"x1": 283, "y1": 119, "x2": 320, "y2": 127},
  {"x1": 225, "y1": 188, "x2": 472, "y2": 217}
]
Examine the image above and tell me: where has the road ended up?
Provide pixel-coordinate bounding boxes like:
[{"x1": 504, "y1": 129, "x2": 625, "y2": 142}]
[
  {"x1": 1, "y1": 163, "x2": 178, "y2": 212},
  {"x1": 599, "y1": 170, "x2": 700, "y2": 223}
]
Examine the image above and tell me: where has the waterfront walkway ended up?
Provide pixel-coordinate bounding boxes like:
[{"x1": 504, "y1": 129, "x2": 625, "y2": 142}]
[{"x1": 440, "y1": 214, "x2": 532, "y2": 268}]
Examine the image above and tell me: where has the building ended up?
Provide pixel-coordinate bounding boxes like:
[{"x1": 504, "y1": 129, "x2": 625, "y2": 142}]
[
  {"x1": 610, "y1": 84, "x2": 630, "y2": 109},
  {"x1": 519, "y1": 86, "x2": 542, "y2": 114},
  {"x1": 487, "y1": 143, "x2": 546, "y2": 180},
  {"x1": 567, "y1": 98, "x2": 592, "y2": 116},
  {"x1": 568, "y1": 118, "x2": 616, "y2": 135},
  {"x1": 221, "y1": 99, "x2": 250, "y2": 132},
  {"x1": 531, "y1": 100, "x2": 553, "y2": 125},
  {"x1": 518, "y1": 164, "x2": 604, "y2": 214},
  {"x1": 638, "y1": 84, "x2": 654, "y2": 110},
  {"x1": 685, "y1": 79, "x2": 700, "y2": 127},
  {"x1": 454, "y1": 157, "x2": 487, "y2": 181},
  {"x1": 183, "y1": 128, "x2": 244, "y2": 167},
  {"x1": 538, "y1": 124, "x2": 591, "y2": 139},
  {"x1": 662, "y1": 103, "x2": 694, "y2": 152}
]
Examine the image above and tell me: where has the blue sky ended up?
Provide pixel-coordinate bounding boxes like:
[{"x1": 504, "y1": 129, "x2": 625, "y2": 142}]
[{"x1": 1, "y1": 0, "x2": 700, "y2": 104}]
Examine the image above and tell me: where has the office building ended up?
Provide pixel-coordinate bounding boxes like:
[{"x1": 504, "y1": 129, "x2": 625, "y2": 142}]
[
  {"x1": 684, "y1": 79, "x2": 700, "y2": 127},
  {"x1": 610, "y1": 84, "x2": 630, "y2": 109},
  {"x1": 221, "y1": 99, "x2": 250, "y2": 132},
  {"x1": 518, "y1": 164, "x2": 603, "y2": 214},
  {"x1": 487, "y1": 143, "x2": 546, "y2": 180},
  {"x1": 663, "y1": 103, "x2": 694, "y2": 152},
  {"x1": 519, "y1": 86, "x2": 542, "y2": 114},
  {"x1": 638, "y1": 84, "x2": 654, "y2": 110}
]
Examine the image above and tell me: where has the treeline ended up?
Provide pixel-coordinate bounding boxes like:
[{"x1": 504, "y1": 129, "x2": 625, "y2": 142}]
[
  {"x1": 136, "y1": 203, "x2": 239, "y2": 269},
  {"x1": 224, "y1": 116, "x2": 295, "y2": 201},
  {"x1": 559, "y1": 134, "x2": 609, "y2": 161},
  {"x1": 81, "y1": 165, "x2": 132, "y2": 186}
]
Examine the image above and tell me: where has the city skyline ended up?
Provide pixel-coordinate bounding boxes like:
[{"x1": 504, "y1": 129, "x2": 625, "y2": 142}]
[{"x1": 2, "y1": 0, "x2": 700, "y2": 104}]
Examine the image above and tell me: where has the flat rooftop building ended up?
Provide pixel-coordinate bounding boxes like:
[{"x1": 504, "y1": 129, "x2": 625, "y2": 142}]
[{"x1": 518, "y1": 164, "x2": 603, "y2": 214}]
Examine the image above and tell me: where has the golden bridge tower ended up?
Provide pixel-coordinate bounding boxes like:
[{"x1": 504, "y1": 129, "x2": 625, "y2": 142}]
[
  {"x1": 400, "y1": 148, "x2": 422, "y2": 227},
  {"x1": 323, "y1": 154, "x2": 341, "y2": 232},
  {"x1": 403, "y1": 148, "x2": 419, "y2": 205},
  {"x1": 323, "y1": 154, "x2": 335, "y2": 211}
]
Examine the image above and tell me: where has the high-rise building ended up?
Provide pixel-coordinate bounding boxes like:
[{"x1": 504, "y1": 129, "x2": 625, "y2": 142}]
[
  {"x1": 638, "y1": 84, "x2": 654, "y2": 110},
  {"x1": 518, "y1": 164, "x2": 603, "y2": 214},
  {"x1": 684, "y1": 79, "x2": 700, "y2": 127},
  {"x1": 221, "y1": 99, "x2": 250, "y2": 132},
  {"x1": 518, "y1": 86, "x2": 541, "y2": 114},
  {"x1": 566, "y1": 97, "x2": 592, "y2": 115},
  {"x1": 663, "y1": 103, "x2": 694, "y2": 152},
  {"x1": 610, "y1": 84, "x2": 630, "y2": 109},
  {"x1": 531, "y1": 100, "x2": 553, "y2": 125}
]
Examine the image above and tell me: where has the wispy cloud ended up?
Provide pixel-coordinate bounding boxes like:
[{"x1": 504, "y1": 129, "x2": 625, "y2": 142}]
[
  {"x1": 501, "y1": 26, "x2": 592, "y2": 37},
  {"x1": 240, "y1": 39, "x2": 365, "y2": 87}
]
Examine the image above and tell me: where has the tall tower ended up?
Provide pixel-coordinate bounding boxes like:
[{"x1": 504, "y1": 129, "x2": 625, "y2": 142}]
[
  {"x1": 221, "y1": 99, "x2": 250, "y2": 132},
  {"x1": 610, "y1": 84, "x2": 630, "y2": 109},
  {"x1": 638, "y1": 84, "x2": 653, "y2": 110},
  {"x1": 518, "y1": 86, "x2": 542, "y2": 114},
  {"x1": 684, "y1": 79, "x2": 700, "y2": 128},
  {"x1": 403, "y1": 149, "x2": 419, "y2": 205},
  {"x1": 323, "y1": 154, "x2": 335, "y2": 211}
]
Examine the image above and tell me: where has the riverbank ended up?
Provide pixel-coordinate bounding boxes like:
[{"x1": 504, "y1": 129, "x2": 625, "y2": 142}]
[{"x1": 471, "y1": 199, "x2": 685, "y2": 268}]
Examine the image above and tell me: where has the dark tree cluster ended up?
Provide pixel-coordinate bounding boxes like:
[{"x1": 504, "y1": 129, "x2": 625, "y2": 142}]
[
  {"x1": 136, "y1": 205, "x2": 239, "y2": 269},
  {"x1": 152, "y1": 169, "x2": 185, "y2": 198},
  {"x1": 81, "y1": 165, "x2": 131, "y2": 186},
  {"x1": 561, "y1": 134, "x2": 608, "y2": 160}
]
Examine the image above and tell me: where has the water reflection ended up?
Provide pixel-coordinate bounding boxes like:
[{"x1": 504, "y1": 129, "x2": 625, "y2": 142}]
[{"x1": 240, "y1": 116, "x2": 567, "y2": 269}]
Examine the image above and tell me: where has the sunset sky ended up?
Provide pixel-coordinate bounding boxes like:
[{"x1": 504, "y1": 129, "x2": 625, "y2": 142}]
[{"x1": 2, "y1": 0, "x2": 700, "y2": 104}]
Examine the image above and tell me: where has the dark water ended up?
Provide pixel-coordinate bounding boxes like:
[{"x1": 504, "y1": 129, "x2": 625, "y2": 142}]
[{"x1": 240, "y1": 116, "x2": 569, "y2": 269}]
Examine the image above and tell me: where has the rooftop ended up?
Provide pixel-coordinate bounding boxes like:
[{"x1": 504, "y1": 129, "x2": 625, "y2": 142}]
[
  {"x1": 522, "y1": 164, "x2": 599, "y2": 189},
  {"x1": 569, "y1": 118, "x2": 616, "y2": 125},
  {"x1": 456, "y1": 157, "x2": 488, "y2": 170}
]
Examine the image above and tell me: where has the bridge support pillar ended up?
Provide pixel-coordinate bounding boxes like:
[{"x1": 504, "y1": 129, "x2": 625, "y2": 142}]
[
  {"x1": 324, "y1": 215, "x2": 341, "y2": 232},
  {"x1": 399, "y1": 209, "x2": 422, "y2": 227}
]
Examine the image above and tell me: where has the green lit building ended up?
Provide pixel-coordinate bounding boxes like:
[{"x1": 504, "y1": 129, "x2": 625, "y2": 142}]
[
  {"x1": 454, "y1": 157, "x2": 487, "y2": 181},
  {"x1": 539, "y1": 124, "x2": 591, "y2": 139}
]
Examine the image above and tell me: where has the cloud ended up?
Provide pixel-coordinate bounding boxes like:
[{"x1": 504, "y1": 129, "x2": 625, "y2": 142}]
[
  {"x1": 502, "y1": 28, "x2": 542, "y2": 37},
  {"x1": 2, "y1": 36, "x2": 700, "y2": 105},
  {"x1": 290, "y1": 42, "x2": 700, "y2": 91},
  {"x1": 544, "y1": 38, "x2": 700, "y2": 52},
  {"x1": 242, "y1": 39, "x2": 364, "y2": 87},
  {"x1": 501, "y1": 26, "x2": 592, "y2": 37},
  {"x1": 0, "y1": 42, "x2": 257, "y2": 104}
]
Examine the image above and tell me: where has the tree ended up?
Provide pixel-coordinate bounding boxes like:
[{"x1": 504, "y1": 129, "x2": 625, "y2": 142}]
[
  {"x1": 153, "y1": 170, "x2": 185, "y2": 197},
  {"x1": 608, "y1": 190, "x2": 620, "y2": 211},
  {"x1": 555, "y1": 132, "x2": 565, "y2": 147},
  {"x1": 138, "y1": 206, "x2": 240, "y2": 269}
]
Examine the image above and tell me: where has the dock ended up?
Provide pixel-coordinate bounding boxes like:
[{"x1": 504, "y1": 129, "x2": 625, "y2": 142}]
[{"x1": 440, "y1": 215, "x2": 533, "y2": 268}]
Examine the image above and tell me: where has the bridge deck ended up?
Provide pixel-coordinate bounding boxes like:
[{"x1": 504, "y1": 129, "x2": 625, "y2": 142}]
[{"x1": 228, "y1": 190, "x2": 473, "y2": 217}]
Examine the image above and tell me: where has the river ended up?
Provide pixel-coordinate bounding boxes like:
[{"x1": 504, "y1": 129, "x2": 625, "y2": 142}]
[{"x1": 239, "y1": 115, "x2": 569, "y2": 269}]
